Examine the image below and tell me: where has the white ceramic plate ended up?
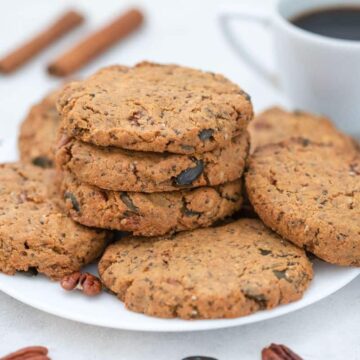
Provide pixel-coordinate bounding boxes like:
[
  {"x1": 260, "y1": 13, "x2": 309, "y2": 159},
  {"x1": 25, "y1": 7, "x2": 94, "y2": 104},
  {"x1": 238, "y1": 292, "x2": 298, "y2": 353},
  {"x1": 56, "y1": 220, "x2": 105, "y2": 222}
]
[
  {"x1": 0, "y1": 114, "x2": 359, "y2": 332},
  {"x1": 0, "y1": 261, "x2": 358, "y2": 332}
]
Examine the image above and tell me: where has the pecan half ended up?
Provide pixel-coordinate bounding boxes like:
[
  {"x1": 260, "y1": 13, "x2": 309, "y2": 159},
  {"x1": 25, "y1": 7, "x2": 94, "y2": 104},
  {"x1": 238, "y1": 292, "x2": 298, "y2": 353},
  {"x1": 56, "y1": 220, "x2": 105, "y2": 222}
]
[
  {"x1": 60, "y1": 272, "x2": 102, "y2": 296},
  {"x1": 0, "y1": 346, "x2": 49, "y2": 360},
  {"x1": 262, "y1": 343, "x2": 302, "y2": 360}
]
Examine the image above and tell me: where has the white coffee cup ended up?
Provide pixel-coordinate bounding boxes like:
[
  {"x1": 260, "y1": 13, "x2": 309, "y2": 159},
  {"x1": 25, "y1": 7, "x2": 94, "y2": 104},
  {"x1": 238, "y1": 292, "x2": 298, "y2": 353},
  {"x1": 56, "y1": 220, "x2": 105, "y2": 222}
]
[{"x1": 219, "y1": 0, "x2": 360, "y2": 135}]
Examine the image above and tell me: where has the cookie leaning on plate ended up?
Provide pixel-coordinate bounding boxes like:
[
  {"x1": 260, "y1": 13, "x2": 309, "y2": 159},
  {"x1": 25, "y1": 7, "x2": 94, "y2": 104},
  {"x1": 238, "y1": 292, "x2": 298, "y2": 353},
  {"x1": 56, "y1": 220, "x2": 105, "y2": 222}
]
[
  {"x1": 98, "y1": 219, "x2": 313, "y2": 319},
  {"x1": 246, "y1": 138, "x2": 360, "y2": 266},
  {"x1": 61, "y1": 172, "x2": 243, "y2": 236},
  {"x1": 248, "y1": 107, "x2": 356, "y2": 153},
  {"x1": 0, "y1": 163, "x2": 108, "y2": 280},
  {"x1": 57, "y1": 132, "x2": 249, "y2": 192},
  {"x1": 19, "y1": 89, "x2": 61, "y2": 168},
  {"x1": 57, "y1": 62, "x2": 253, "y2": 154}
]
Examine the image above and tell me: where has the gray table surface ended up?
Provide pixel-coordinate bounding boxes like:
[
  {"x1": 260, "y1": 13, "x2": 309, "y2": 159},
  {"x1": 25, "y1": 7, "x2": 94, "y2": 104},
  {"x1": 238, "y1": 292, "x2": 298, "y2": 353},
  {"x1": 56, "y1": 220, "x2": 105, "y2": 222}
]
[{"x1": 1, "y1": 277, "x2": 359, "y2": 359}]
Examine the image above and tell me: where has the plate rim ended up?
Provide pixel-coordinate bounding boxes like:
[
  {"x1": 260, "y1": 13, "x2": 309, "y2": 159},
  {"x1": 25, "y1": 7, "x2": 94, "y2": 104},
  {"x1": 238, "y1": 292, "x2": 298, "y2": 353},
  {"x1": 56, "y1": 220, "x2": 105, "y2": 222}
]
[{"x1": 0, "y1": 267, "x2": 359, "y2": 332}]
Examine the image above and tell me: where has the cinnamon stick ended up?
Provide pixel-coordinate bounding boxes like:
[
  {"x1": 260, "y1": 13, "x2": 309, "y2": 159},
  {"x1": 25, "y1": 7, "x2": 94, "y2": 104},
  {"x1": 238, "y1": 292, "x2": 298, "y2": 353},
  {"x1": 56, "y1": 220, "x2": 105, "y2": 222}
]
[
  {"x1": 47, "y1": 8, "x2": 144, "y2": 77},
  {"x1": 0, "y1": 10, "x2": 84, "y2": 74}
]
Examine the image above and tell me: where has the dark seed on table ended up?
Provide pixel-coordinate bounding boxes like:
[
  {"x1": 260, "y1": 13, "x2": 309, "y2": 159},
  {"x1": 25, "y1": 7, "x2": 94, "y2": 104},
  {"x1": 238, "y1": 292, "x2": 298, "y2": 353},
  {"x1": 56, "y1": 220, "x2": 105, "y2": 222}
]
[
  {"x1": 175, "y1": 160, "x2": 204, "y2": 186},
  {"x1": 182, "y1": 357, "x2": 218, "y2": 360},
  {"x1": 198, "y1": 129, "x2": 214, "y2": 141},
  {"x1": 120, "y1": 192, "x2": 139, "y2": 213},
  {"x1": 64, "y1": 192, "x2": 80, "y2": 212},
  {"x1": 32, "y1": 156, "x2": 53, "y2": 168}
]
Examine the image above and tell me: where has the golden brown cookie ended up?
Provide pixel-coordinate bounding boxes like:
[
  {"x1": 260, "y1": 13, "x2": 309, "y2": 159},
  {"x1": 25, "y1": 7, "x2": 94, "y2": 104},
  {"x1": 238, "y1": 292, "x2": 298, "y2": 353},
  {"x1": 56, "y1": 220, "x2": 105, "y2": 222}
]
[
  {"x1": 58, "y1": 62, "x2": 253, "y2": 154},
  {"x1": 249, "y1": 107, "x2": 355, "y2": 153},
  {"x1": 61, "y1": 171, "x2": 243, "y2": 236},
  {"x1": 246, "y1": 138, "x2": 360, "y2": 266},
  {"x1": 98, "y1": 219, "x2": 313, "y2": 319},
  {"x1": 56, "y1": 132, "x2": 249, "y2": 192},
  {"x1": 0, "y1": 163, "x2": 108, "y2": 280},
  {"x1": 19, "y1": 89, "x2": 61, "y2": 168}
]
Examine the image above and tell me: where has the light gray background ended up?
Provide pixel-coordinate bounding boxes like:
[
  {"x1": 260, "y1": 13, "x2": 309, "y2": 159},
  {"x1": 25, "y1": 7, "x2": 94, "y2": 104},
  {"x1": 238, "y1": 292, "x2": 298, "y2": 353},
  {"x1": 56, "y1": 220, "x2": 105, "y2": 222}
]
[{"x1": 0, "y1": 0, "x2": 359, "y2": 359}]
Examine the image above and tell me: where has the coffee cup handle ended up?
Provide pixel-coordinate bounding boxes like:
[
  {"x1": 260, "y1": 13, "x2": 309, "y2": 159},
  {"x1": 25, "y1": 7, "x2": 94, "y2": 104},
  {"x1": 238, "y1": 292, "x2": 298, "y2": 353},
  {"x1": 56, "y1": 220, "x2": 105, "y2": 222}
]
[{"x1": 218, "y1": 7, "x2": 279, "y2": 88}]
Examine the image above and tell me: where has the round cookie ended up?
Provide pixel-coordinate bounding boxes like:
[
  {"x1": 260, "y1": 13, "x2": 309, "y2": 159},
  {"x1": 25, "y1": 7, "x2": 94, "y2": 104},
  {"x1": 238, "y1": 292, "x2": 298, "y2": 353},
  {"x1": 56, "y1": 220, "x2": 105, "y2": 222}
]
[
  {"x1": 249, "y1": 107, "x2": 356, "y2": 153},
  {"x1": 0, "y1": 163, "x2": 108, "y2": 280},
  {"x1": 98, "y1": 219, "x2": 313, "y2": 319},
  {"x1": 57, "y1": 132, "x2": 249, "y2": 192},
  {"x1": 61, "y1": 172, "x2": 243, "y2": 236},
  {"x1": 246, "y1": 138, "x2": 360, "y2": 266},
  {"x1": 58, "y1": 62, "x2": 253, "y2": 154},
  {"x1": 19, "y1": 89, "x2": 61, "y2": 168}
]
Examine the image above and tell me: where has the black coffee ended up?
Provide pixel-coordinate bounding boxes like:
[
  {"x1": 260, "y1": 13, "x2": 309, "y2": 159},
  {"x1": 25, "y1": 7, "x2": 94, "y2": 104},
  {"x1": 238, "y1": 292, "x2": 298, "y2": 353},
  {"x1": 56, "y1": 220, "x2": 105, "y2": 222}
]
[{"x1": 291, "y1": 7, "x2": 360, "y2": 41}]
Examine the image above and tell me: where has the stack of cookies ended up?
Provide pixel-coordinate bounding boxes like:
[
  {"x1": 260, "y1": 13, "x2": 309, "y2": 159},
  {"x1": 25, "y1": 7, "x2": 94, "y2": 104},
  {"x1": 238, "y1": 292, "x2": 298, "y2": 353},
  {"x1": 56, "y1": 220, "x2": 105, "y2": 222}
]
[
  {"x1": 11, "y1": 63, "x2": 316, "y2": 320},
  {"x1": 55, "y1": 62, "x2": 253, "y2": 236},
  {"x1": 14, "y1": 64, "x2": 360, "y2": 321}
]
